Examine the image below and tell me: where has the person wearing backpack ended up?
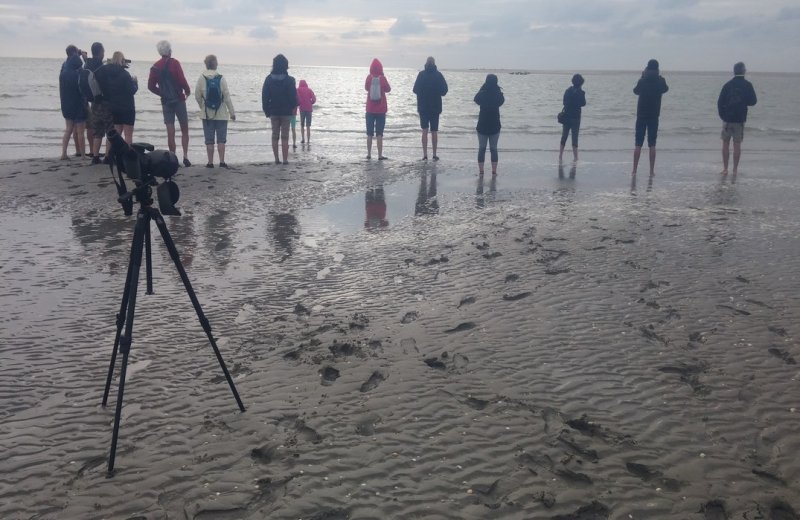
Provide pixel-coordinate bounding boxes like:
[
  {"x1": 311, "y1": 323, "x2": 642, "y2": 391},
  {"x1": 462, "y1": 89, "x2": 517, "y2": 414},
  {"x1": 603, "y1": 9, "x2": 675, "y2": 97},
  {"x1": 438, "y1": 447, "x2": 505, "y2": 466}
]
[
  {"x1": 296, "y1": 79, "x2": 316, "y2": 145},
  {"x1": 82, "y1": 42, "x2": 113, "y2": 164},
  {"x1": 195, "y1": 54, "x2": 236, "y2": 169},
  {"x1": 365, "y1": 58, "x2": 391, "y2": 160},
  {"x1": 261, "y1": 54, "x2": 298, "y2": 165},
  {"x1": 717, "y1": 62, "x2": 757, "y2": 176},
  {"x1": 148, "y1": 40, "x2": 192, "y2": 167}
]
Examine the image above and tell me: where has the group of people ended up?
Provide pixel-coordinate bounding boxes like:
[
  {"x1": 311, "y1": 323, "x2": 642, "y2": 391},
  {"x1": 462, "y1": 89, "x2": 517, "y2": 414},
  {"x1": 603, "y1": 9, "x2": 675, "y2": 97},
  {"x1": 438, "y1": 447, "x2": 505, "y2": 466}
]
[
  {"x1": 60, "y1": 45, "x2": 757, "y2": 178},
  {"x1": 556, "y1": 58, "x2": 757, "y2": 177}
]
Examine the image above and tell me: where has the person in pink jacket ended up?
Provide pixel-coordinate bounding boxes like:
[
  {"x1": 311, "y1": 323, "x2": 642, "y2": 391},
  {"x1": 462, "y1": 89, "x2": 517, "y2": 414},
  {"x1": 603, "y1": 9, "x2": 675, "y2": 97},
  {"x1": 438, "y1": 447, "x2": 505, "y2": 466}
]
[
  {"x1": 364, "y1": 58, "x2": 391, "y2": 159},
  {"x1": 296, "y1": 79, "x2": 316, "y2": 145}
]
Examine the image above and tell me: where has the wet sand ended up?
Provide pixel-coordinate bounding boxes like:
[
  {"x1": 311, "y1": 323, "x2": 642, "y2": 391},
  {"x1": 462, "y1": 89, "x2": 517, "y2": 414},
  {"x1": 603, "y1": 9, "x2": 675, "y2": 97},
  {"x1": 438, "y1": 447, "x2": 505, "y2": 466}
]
[{"x1": 1, "y1": 148, "x2": 799, "y2": 519}]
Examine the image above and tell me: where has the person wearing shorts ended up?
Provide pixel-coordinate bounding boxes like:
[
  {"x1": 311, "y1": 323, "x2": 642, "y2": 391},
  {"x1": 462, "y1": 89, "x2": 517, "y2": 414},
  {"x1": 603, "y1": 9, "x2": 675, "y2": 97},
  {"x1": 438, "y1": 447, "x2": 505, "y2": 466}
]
[
  {"x1": 365, "y1": 58, "x2": 391, "y2": 159},
  {"x1": 148, "y1": 40, "x2": 192, "y2": 166},
  {"x1": 631, "y1": 59, "x2": 668, "y2": 176},
  {"x1": 95, "y1": 51, "x2": 138, "y2": 144},
  {"x1": 717, "y1": 62, "x2": 757, "y2": 175},
  {"x1": 413, "y1": 56, "x2": 448, "y2": 160},
  {"x1": 59, "y1": 53, "x2": 87, "y2": 160},
  {"x1": 261, "y1": 54, "x2": 297, "y2": 165},
  {"x1": 195, "y1": 54, "x2": 236, "y2": 168}
]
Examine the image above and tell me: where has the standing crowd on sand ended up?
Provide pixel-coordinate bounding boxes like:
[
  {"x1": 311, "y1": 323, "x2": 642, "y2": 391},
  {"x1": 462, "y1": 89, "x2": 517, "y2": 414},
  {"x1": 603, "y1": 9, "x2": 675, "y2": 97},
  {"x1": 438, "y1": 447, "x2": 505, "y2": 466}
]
[{"x1": 58, "y1": 42, "x2": 758, "y2": 177}]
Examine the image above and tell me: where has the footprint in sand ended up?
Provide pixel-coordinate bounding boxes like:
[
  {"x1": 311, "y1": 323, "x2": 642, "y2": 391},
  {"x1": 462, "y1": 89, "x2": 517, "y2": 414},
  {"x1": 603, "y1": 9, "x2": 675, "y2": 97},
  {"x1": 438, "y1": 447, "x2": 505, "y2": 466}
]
[
  {"x1": 457, "y1": 296, "x2": 476, "y2": 308},
  {"x1": 320, "y1": 366, "x2": 340, "y2": 384},
  {"x1": 551, "y1": 500, "x2": 609, "y2": 519},
  {"x1": 701, "y1": 500, "x2": 729, "y2": 520},
  {"x1": 445, "y1": 322, "x2": 476, "y2": 333},
  {"x1": 359, "y1": 371, "x2": 385, "y2": 392},
  {"x1": 768, "y1": 347, "x2": 797, "y2": 365},
  {"x1": 768, "y1": 500, "x2": 799, "y2": 520},
  {"x1": 503, "y1": 292, "x2": 532, "y2": 301},
  {"x1": 401, "y1": 311, "x2": 419, "y2": 324}
]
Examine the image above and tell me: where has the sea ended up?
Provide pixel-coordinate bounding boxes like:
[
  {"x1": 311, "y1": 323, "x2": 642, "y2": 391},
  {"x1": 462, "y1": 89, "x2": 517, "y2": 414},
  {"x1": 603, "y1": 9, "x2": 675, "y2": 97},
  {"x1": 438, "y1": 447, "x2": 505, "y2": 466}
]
[{"x1": 1, "y1": 57, "x2": 798, "y2": 162}]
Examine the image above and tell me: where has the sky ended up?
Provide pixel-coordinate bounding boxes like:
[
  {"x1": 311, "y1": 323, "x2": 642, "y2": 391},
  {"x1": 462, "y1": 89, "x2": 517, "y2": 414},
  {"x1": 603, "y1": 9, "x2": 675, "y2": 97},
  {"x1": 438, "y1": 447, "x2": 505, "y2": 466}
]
[{"x1": 1, "y1": 0, "x2": 799, "y2": 71}]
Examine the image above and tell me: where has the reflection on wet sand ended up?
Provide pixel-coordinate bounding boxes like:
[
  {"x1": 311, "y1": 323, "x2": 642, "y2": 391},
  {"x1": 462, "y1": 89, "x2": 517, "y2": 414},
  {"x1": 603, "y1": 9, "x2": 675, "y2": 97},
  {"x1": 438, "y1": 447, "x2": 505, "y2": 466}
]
[
  {"x1": 558, "y1": 163, "x2": 577, "y2": 181},
  {"x1": 365, "y1": 186, "x2": 388, "y2": 230},
  {"x1": 268, "y1": 211, "x2": 300, "y2": 261},
  {"x1": 475, "y1": 174, "x2": 497, "y2": 209},
  {"x1": 415, "y1": 171, "x2": 439, "y2": 216},
  {"x1": 204, "y1": 209, "x2": 235, "y2": 270}
]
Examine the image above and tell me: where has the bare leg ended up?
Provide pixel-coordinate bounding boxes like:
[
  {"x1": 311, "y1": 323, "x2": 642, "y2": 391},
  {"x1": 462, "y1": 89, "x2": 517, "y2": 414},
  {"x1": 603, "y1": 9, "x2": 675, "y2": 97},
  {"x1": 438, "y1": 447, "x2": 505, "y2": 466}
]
[
  {"x1": 61, "y1": 119, "x2": 74, "y2": 159},
  {"x1": 632, "y1": 146, "x2": 642, "y2": 175},
  {"x1": 377, "y1": 136, "x2": 384, "y2": 158},
  {"x1": 218, "y1": 143, "x2": 226, "y2": 164},
  {"x1": 75, "y1": 122, "x2": 86, "y2": 157},
  {"x1": 491, "y1": 162, "x2": 498, "y2": 176},
  {"x1": 421, "y1": 129, "x2": 428, "y2": 159},
  {"x1": 432, "y1": 131, "x2": 438, "y2": 158},
  {"x1": 366, "y1": 136, "x2": 373, "y2": 158},
  {"x1": 478, "y1": 161, "x2": 484, "y2": 176},
  {"x1": 179, "y1": 119, "x2": 190, "y2": 163},
  {"x1": 73, "y1": 126, "x2": 80, "y2": 155},
  {"x1": 572, "y1": 146, "x2": 578, "y2": 162},
  {"x1": 91, "y1": 136, "x2": 101, "y2": 158},
  {"x1": 166, "y1": 123, "x2": 177, "y2": 153},
  {"x1": 721, "y1": 138, "x2": 730, "y2": 174},
  {"x1": 306, "y1": 126, "x2": 311, "y2": 144},
  {"x1": 732, "y1": 141, "x2": 742, "y2": 174},
  {"x1": 206, "y1": 144, "x2": 214, "y2": 164},
  {"x1": 648, "y1": 146, "x2": 656, "y2": 176},
  {"x1": 271, "y1": 137, "x2": 280, "y2": 163},
  {"x1": 281, "y1": 137, "x2": 289, "y2": 163},
  {"x1": 123, "y1": 125, "x2": 133, "y2": 145},
  {"x1": 291, "y1": 125, "x2": 296, "y2": 148},
  {"x1": 558, "y1": 144, "x2": 564, "y2": 163}
]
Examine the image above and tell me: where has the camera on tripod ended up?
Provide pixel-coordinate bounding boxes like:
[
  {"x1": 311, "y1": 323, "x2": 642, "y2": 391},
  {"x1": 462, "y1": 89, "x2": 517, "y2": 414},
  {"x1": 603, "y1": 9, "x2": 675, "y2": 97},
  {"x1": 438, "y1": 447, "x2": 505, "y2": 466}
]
[{"x1": 107, "y1": 129, "x2": 181, "y2": 216}]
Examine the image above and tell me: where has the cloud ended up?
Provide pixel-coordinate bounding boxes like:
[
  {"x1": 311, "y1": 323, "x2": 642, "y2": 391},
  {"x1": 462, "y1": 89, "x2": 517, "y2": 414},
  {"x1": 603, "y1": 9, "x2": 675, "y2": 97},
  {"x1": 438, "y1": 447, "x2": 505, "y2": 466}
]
[
  {"x1": 658, "y1": 15, "x2": 732, "y2": 35},
  {"x1": 389, "y1": 15, "x2": 426, "y2": 36},
  {"x1": 249, "y1": 25, "x2": 276, "y2": 39},
  {"x1": 341, "y1": 30, "x2": 385, "y2": 40},
  {"x1": 112, "y1": 18, "x2": 132, "y2": 29}
]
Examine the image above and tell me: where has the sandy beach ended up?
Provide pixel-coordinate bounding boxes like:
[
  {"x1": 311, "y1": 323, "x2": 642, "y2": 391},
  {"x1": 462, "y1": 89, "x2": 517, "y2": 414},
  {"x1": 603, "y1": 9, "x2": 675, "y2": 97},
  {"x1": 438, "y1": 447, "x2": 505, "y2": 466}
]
[{"x1": 1, "y1": 147, "x2": 799, "y2": 519}]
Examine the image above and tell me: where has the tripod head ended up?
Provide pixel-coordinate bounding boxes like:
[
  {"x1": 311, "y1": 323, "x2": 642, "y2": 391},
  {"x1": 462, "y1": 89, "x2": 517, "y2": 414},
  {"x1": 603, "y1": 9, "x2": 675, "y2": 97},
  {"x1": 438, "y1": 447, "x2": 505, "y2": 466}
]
[{"x1": 107, "y1": 129, "x2": 182, "y2": 216}]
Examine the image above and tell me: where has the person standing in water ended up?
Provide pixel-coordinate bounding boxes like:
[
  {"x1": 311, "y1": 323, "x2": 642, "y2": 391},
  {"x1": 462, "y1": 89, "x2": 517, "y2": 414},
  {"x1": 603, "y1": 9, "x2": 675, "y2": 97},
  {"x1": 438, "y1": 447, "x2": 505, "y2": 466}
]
[
  {"x1": 413, "y1": 56, "x2": 448, "y2": 161},
  {"x1": 559, "y1": 73, "x2": 586, "y2": 163},
  {"x1": 365, "y1": 58, "x2": 391, "y2": 160},
  {"x1": 474, "y1": 74, "x2": 504, "y2": 176},
  {"x1": 717, "y1": 61, "x2": 757, "y2": 176},
  {"x1": 631, "y1": 59, "x2": 668, "y2": 176}
]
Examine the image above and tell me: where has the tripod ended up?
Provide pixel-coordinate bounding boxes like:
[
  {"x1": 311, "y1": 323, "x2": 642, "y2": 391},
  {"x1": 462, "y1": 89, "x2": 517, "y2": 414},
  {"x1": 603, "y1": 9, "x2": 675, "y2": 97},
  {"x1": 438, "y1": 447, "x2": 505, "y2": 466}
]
[{"x1": 101, "y1": 196, "x2": 245, "y2": 474}]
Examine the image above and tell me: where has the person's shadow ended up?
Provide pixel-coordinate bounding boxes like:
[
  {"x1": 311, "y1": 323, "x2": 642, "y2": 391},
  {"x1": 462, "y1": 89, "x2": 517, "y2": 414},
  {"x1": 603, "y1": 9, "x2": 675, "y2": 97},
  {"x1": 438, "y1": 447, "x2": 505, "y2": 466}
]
[
  {"x1": 204, "y1": 209, "x2": 235, "y2": 271},
  {"x1": 415, "y1": 171, "x2": 439, "y2": 216},
  {"x1": 365, "y1": 186, "x2": 389, "y2": 230}
]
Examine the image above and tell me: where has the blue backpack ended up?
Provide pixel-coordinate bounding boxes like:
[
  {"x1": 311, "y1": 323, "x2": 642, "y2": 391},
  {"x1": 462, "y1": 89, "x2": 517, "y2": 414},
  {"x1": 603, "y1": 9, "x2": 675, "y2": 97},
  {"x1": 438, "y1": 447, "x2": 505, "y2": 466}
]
[{"x1": 204, "y1": 75, "x2": 223, "y2": 112}]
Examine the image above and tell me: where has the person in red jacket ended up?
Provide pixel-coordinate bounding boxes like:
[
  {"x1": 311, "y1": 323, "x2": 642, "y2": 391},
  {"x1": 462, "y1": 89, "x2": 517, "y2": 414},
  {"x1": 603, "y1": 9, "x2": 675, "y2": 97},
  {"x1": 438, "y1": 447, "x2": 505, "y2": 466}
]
[
  {"x1": 148, "y1": 40, "x2": 192, "y2": 166},
  {"x1": 296, "y1": 79, "x2": 316, "y2": 145},
  {"x1": 364, "y1": 58, "x2": 391, "y2": 160}
]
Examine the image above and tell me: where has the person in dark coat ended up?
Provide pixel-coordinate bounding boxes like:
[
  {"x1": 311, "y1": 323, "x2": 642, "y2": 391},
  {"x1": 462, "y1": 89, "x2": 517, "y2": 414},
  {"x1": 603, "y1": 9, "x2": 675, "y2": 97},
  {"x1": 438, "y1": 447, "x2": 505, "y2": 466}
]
[
  {"x1": 631, "y1": 59, "x2": 669, "y2": 176},
  {"x1": 413, "y1": 56, "x2": 448, "y2": 161},
  {"x1": 559, "y1": 73, "x2": 586, "y2": 163},
  {"x1": 95, "y1": 51, "x2": 138, "y2": 144},
  {"x1": 717, "y1": 62, "x2": 757, "y2": 175},
  {"x1": 59, "y1": 53, "x2": 87, "y2": 160},
  {"x1": 262, "y1": 54, "x2": 297, "y2": 165},
  {"x1": 474, "y1": 74, "x2": 505, "y2": 176}
]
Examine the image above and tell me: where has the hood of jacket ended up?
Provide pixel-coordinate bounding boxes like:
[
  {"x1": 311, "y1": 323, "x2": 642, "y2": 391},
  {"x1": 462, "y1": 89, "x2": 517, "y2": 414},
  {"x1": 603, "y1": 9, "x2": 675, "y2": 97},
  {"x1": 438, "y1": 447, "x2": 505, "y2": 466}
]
[
  {"x1": 298, "y1": 79, "x2": 308, "y2": 88},
  {"x1": 66, "y1": 54, "x2": 82, "y2": 70},
  {"x1": 201, "y1": 69, "x2": 221, "y2": 79},
  {"x1": 424, "y1": 62, "x2": 437, "y2": 73},
  {"x1": 369, "y1": 59, "x2": 383, "y2": 76},
  {"x1": 642, "y1": 68, "x2": 660, "y2": 81},
  {"x1": 269, "y1": 73, "x2": 288, "y2": 82}
]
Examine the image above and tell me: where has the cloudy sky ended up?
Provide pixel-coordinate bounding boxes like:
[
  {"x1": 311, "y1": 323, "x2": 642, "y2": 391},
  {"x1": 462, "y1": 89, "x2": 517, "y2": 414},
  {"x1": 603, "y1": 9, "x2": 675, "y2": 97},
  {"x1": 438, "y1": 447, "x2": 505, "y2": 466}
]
[{"x1": 1, "y1": 0, "x2": 798, "y2": 71}]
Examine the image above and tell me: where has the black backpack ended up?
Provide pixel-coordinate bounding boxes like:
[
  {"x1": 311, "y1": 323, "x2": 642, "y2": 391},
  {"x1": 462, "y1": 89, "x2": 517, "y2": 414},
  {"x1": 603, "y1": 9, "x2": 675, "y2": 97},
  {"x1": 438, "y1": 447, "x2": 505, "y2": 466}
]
[{"x1": 153, "y1": 58, "x2": 180, "y2": 104}]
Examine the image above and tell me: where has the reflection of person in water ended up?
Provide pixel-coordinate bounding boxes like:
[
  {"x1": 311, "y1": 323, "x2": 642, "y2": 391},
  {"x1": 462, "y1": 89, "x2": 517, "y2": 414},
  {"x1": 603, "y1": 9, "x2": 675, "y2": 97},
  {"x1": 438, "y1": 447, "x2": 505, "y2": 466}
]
[
  {"x1": 558, "y1": 162, "x2": 577, "y2": 180},
  {"x1": 205, "y1": 209, "x2": 234, "y2": 270},
  {"x1": 475, "y1": 174, "x2": 497, "y2": 209},
  {"x1": 269, "y1": 211, "x2": 300, "y2": 261},
  {"x1": 365, "y1": 187, "x2": 389, "y2": 229},
  {"x1": 415, "y1": 171, "x2": 439, "y2": 216}
]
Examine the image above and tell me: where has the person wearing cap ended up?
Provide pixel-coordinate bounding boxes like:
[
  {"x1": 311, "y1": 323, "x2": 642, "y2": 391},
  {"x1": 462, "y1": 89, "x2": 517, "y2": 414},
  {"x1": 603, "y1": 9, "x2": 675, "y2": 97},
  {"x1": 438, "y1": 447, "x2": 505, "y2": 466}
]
[
  {"x1": 84, "y1": 42, "x2": 113, "y2": 164},
  {"x1": 717, "y1": 62, "x2": 757, "y2": 175},
  {"x1": 631, "y1": 59, "x2": 669, "y2": 176},
  {"x1": 148, "y1": 40, "x2": 192, "y2": 166}
]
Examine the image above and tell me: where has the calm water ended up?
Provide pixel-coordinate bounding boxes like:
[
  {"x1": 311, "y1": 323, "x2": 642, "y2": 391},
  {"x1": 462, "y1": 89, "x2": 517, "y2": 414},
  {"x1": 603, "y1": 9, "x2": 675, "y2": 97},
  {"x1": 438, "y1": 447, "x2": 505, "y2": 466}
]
[{"x1": 0, "y1": 57, "x2": 798, "y2": 161}]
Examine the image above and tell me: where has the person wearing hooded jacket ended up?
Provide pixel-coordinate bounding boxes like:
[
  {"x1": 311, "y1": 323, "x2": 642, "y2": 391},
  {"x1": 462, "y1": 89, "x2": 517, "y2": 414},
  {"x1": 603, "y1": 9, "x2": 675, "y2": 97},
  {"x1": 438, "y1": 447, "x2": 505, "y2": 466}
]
[
  {"x1": 365, "y1": 58, "x2": 391, "y2": 160},
  {"x1": 717, "y1": 61, "x2": 757, "y2": 175},
  {"x1": 262, "y1": 54, "x2": 298, "y2": 165},
  {"x1": 631, "y1": 59, "x2": 669, "y2": 176},
  {"x1": 59, "y1": 53, "x2": 87, "y2": 160},
  {"x1": 474, "y1": 74, "x2": 504, "y2": 176},
  {"x1": 413, "y1": 56, "x2": 448, "y2": 161},
  {"x1": 296, "y1": 79, "x2": 316, "y2": 145},
  {"x1": 196, "y1": 54, "x2": 236, "y2": 169}
]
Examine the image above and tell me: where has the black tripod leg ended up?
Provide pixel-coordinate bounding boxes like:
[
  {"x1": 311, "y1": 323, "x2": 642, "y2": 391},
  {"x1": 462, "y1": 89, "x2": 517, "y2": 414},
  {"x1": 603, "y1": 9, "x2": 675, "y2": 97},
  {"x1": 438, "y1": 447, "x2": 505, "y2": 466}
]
[
  {"x1": 145, "y1": 220, "x2": 154, "y2": 295},
  {"x1": 108, "y1": 211, "x2": 148, "y2": 474},
  {"x1": 150, "y1": 209, "x2": 246, "y2": 412},
  {"x1": 102, "y1": 226, "x2": 138, "y2": 407}
]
